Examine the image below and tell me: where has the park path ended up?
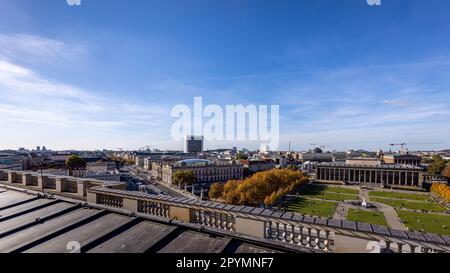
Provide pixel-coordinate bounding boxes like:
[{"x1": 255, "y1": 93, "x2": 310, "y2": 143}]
[
  {"x1": 373, "y1": 202, "x2": 408, "y2": 231},
  {"x1": 333, "y1": 202, "x2": 349, "y2": 220},
  {"x1": 360, "y1": 188, "x2": 407, "y2": 231}
]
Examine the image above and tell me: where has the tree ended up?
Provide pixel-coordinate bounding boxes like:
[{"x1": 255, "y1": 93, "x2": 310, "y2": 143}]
[
  {"x1": 222, "y1": 180, "x2": 240, "y2": 205},
  {"x1": 172, "y1": 170, "x2": 197, "y2": 186},
  {"x1": 431, "y1": 183, "x2": 450, "y2": 202},
  {"x1": 428, "y1": 155, "x2": 447, "y2": 175},
  {"x1": 442, "y1": 166, "x2": 450, "y2": 179},
  {"x1": 66, "y1": 155, "x2": 86, "y2": 170},
  {"x1": 65, "y1": 155, "x2": 86, "y2": 176},
  {"x1": 219, "y1": 169, "x2": 309, "y2": 206},
  {"x1": 236, "y1": 153, "x2": 248, "y2": 160},
  {"x1": 208, "y1": 183, "x2": 224, "y2": 199},
  {"x1": 287, "y1": 164, "x2": 299, "y2": 171}
]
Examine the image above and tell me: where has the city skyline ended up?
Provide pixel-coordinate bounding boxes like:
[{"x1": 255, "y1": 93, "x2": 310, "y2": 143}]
[{"x1": 1, "y1": 0, "x2": 450, "y2": 151}]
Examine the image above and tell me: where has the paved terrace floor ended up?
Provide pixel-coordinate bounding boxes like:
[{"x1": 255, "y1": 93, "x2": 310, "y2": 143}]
[{"x1": 0, "y1": 189, "x2": 312, "y2": 254}]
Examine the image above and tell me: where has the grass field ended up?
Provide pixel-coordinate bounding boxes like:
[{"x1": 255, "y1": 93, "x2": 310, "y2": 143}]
[
  {"x1": 397, "y1": 210, "x2": 450, "y2": 236},
  {"x1": 369, "y1": 191, "x2": 429, "y2": 201},
  {"x1": 371, "y1": 197, "x2": 446, "y2": 213},
  {"x1": 322, "y1": 186, "x2": 359, "y2": 195},
  {"x1": 298, "y1": 185, "x2": 359, "y2": 201},
  {"x1": 347, "y1": 209, "x2": 388, "y2": 226},
  {"x1": 302, "y1": 192, "x2": 359, "y2": 202},
  {"x1": 286, "y1": 197, "x2": 337, "y2": 218}
]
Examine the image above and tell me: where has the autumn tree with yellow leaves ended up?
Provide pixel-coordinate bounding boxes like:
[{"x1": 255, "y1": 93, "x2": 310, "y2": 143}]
[
  {"x1": 216, "y1": 169, "x2": 309, "y2": 206},
  {"x1": 431, "y1": 183, "x2": 450, "y2": 202}
]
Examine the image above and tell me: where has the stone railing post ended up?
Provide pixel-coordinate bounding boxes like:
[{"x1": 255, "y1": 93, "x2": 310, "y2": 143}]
[
  {"x1": 334, "y1": 234, "x2": 379, "y2": 253},
  {"x1": 169, "y1": 205, "x2": 193, "y2": 223},
  {"x1": 38, "y1": 175, "x2": 47, "y2": 189},
  {"x1": 77, "y1": 181, "x2": 86, "y2": 197},
  {"x1": 123, "y1": 198, "x2": 139, "y2": 212},
  {"x1": 7, "y1": 172, "x2": 14, "y2": 184},
  {"x1": 56, "y1": 178, "x2": 68, "y2": 193},
  {"x1": 235, "y1": 217, "x2": 266, "y2": 239},
  {"x1": 22, "y1": 173, "x2": 32, "y2": 186},
  {"x1": 87, "y1": 191, "x2": 97, "y2": 204}
]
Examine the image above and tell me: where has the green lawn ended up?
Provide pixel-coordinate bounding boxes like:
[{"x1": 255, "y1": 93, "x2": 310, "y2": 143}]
[
  {"x1": 286, "y1": 197, "x2": 337, "y2": 218},
  {"x1": 302, "y1": 192, "x2": 359, "y2": 202},
  {"x1": 371, "y1": 197, "x2": 446, "y2": 213},
  {"x1": 298, "y1": 185, "x2": 359, "y2": 201},
  {"x1": 347, "y1": 209, "x2": 388, "y2": 226},
  {"x1": 397, "y1": 210, "x2": 450, "y2": 236},
  {"x1": 323, "y1": 186, "x2": 359, "y2": 195},
  {"x1": 369, "y1": 191, "x2": 429, "y2": 201}
]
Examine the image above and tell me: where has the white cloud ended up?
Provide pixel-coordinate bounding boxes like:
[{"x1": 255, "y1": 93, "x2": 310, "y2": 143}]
[
  {"x1": 0, "y1": 55, "x2": 173, "y2": 150},
  {"x1": 0, "y1": 33, "x2": 86, "y2": 65},
  {"x1": 0, "y1": 59, "x2": 92, "y2": 99}
]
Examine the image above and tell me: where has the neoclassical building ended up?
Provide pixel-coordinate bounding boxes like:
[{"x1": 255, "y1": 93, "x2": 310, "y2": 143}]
[
  {"x1": 159, "y1": 159, "x2": 244, "y2": 185},
  {"x1": 315, "y1": 162, "x2": 426, "y2": 189},
  {"x1": 382, "y1": 154, "x2": 422, "y2": 166}
]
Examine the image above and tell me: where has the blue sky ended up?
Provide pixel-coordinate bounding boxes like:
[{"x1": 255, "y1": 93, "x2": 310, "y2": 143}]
[{"x1": 0, "y1": 0, "x2": 449, "y2": 151}]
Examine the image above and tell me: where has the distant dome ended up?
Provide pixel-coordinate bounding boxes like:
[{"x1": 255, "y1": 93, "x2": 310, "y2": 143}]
[
  {"x1": 313, "y1": 148, "x2": 323, "y2": 154},
  {"x1": 178, "y1": 159, "x2": 213, "y2": 166}
]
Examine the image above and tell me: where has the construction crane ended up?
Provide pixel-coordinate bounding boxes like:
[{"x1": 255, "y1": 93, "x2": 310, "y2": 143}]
[
  {"x1": 389, "y1": 143, "x2": 408, "y2": 154},
  {"x1": 389, "y1": 143, "x2": 441, "y2": 154}
]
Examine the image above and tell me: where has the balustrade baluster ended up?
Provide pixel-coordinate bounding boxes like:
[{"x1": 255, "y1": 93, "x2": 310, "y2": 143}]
[
  {"x1": 290, "y1": 224, "x2": 296, "y2": 244},
  {"x1": 297, "y1": 226, "x2": 304, "y2": 246},
  {"x1": 282, "y1": 223, "x2": 288, "y2": 242},
  {"x1": 306, "y1": 228, "x2": 312, "y2": 247},
  {"x1": 324, "y1": 230, "x2": 331, "y2": 252},
  {"x1": 397, "y1": 243, "x2": 404, "y2": 253}
]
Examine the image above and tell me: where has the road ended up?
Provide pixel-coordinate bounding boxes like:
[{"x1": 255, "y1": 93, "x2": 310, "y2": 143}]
[{"x1": 127, "y1": 168, "x2": 185, "y2": 198}]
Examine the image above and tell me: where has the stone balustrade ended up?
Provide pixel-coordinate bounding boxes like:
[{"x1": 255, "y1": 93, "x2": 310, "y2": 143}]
[
  {"x1": 85, "y1": 186, "x2": 450, "y2": 253},
  {"x1": 1, "y1": 168, "x2": 449, "y2": 253},
  {"x1": 0, "y1": 169, "x2": 126, "y2": 198}
]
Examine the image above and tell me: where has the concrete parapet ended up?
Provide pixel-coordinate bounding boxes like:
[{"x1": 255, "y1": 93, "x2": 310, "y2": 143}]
[
  {"x1": 8, "y1": 172, "x2": 22, "y2": 184},
  {"x1": 0, "y1": 169, "x2": 7, "y2": 181}
]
